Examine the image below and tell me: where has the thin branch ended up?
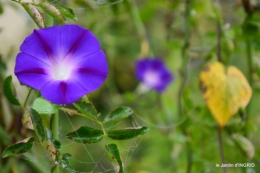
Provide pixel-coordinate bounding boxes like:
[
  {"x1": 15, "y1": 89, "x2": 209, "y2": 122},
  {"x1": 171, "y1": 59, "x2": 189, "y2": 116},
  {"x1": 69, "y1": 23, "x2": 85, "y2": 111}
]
[
  {"x1": 217, "y1": 126, "x2": 227, "y2": 173},
  {"x1": 242, "y1": 0, "x2": 254, "y2": 137},
  {"x1": 216, "y1": 20, "x2": 222, "y2": 62},
  {"x1": 177, "y1": 0, "x2": 193, "y2": 172},
  {"x1": 213, "y1": 0, "x2": 222, "y2": 62},
  {"x1": 23, "y1": 88, "x2": 32, "y2": 108}
]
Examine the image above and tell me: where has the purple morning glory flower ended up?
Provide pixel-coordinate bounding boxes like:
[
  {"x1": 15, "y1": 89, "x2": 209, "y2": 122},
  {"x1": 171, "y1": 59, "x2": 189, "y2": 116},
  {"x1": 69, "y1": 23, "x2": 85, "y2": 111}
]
[
  {"x1": 15, "y1": 24, "x2": 108, "y2": 105},
  {"x1": 136, "y1": 58, "x2": 173, "y2": 92}
]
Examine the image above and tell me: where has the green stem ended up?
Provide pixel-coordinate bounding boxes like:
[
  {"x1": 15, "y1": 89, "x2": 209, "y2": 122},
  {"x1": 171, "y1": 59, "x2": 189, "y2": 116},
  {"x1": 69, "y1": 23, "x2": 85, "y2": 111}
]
[
  {"x1": 217, "y1": 126, "x2": 227, "y2": 173},
  {"x1": 129, "y1": 0, "x2": 145, "y2": 39},
  {"x1": 178, "y1": 0, "x2": 191, "y2": 118},
  {"x1": 246, "y1": 37, "x2": 253, "y2": 86},
  {"x1": 128, "y1": 0, "x2": 152, "y2": 56},
  {"x1": 177, "y1": 0, "x2": 193, "y2": 172},
  {"x1": 51, "y1": 110, "x2": 59, "y2": 173},
  {"x1": 243, "y1": 15, "x2": 253, "y2": 137},
  {"x1": 23, "y1": 88, "x2": 32, "y2": 108},
  {"x1": 213, "y1": 0, "x2": 222, "y2": 62},
  {"x1": 216, "y1": 20, "x2": 222, "y2": 62}
]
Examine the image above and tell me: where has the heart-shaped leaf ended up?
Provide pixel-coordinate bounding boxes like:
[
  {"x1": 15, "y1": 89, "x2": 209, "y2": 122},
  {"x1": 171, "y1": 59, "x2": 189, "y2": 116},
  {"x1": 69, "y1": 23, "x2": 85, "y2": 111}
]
[
  {"x1": 2, "y1": 137, "x2": 35, "y2": 158},
  {"x1": 107, "y1": 127, "x2": 149, "y2": 140},
  {"x1": 103, "y1": 106, "x2": 133, "y2": 124},
  {"x1": 66, "y1": 126, "x2": 104, "y2": 144},
  {"x1": 200, "y1": 62, "x2": 252, "y2": 127},
  {"x1": 33, "y1": 97, "x2": 57, "y2": 114},
  {"x1": 105, "y1": 144, "x2": 123, "y2": 173}
]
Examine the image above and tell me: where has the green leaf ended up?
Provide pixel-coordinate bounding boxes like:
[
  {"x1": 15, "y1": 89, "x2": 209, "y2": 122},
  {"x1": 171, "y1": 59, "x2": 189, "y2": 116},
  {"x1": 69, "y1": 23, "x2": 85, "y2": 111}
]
[
  {"x1": 3, "y1": 75, "x2": 20, "y2": 106},
  {"x1": 66, "y1": 126, "x2": 104, "y2": 144},
  {"x1": 232, "y1": 133, "x2": 255, "y2": 159},
  {"x1": 53, "y1": 140, "x2": 61, "y2": 150},
  {"x1": 103, "y1": 106, "x2": 133, "y2": 123},
  {"x1": 107, "y1": 127, "x2": 149, "y2": 140},
  {"x1": 105, "y1": 144, "x2": 123, "y2": 173},
  {"x1": 73, "y1": 102, "x2": 97, "y2": 118},
  {"x1": 20, "y1": 2, "x2": 45, "y2": 28},
  {"x1": 62, "y1": 153, "x2": 72, "y2": 160},
  {"x1": 61, "y1": 153, "x2": 76, "y2": 173},
  {"x1": 55, "y1": 4, "x2": 77, "y2": 21},
  {"x1": 29, "y1": 109, "x2": 46, "y2": 143},
  {"x1": 39, "y1": 2, "x2": 65, "y2": 24},
  {"x1": 2, "y1": 137, "x2": 35, "y2": 158},
  {"x1": 32, "y1": 97, "x2": 57, "y2": 114}
]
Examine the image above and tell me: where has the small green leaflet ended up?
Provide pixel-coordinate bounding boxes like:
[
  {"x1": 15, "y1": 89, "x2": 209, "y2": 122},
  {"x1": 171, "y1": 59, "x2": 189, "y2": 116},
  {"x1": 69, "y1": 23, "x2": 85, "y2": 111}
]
[
  {"x1": 3, "y1": 75, "x2": 20, "y2": 106},
  {"x1": 2, "y1": 137, "x2": 35, "y2": 158},
  {"x1": 73, "y1": 102, "x2": 97, "y2": 118},
  {"x1": 107, "y1": 127, "x2": 149, "y2": 140},
  {"x1": 55, "y1": 4, "x2": 77, "y2": 21},
  {"x1": 66, "y1": 126, "x2": 104, "y2": 144},
  {"x1": 29, "y1": 109, "x2": 46, "y2": 143},
  {"x1": 103, "y1": 106, "x2": 133, "y2": 124},
  {"x1": 39, "y1": 2, "x2": 65, "y2": 24},
  {"x1": 105, "y1": 144, "x2": 123, "y2": 173}
]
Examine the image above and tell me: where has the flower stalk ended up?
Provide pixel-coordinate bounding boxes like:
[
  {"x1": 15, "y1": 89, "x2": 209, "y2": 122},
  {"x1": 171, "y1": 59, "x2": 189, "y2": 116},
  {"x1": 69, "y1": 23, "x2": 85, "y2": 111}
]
[
  {"x1": 23, "y1": 88, "x2": 32, "y2": 108},
  {"x1": 51, "y1": 110, "x2": 59, "y2": 173}
]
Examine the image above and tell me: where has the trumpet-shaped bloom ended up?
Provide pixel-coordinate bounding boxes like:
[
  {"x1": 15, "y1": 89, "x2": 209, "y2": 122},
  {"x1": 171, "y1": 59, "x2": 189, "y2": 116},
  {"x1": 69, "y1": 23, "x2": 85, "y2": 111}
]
[
  {"x1": 15, "y1": 24, "x2": 108, "y2": 104},
  {"x1": 136, "y1": 58, "x2": 173, "y2": 92}
]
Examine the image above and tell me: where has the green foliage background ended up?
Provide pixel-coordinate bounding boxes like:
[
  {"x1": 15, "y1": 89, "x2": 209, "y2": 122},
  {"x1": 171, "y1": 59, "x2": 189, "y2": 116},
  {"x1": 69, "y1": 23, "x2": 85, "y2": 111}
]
[{"x1": 0, "y1": 0, "x2": 260, "y2": 173}]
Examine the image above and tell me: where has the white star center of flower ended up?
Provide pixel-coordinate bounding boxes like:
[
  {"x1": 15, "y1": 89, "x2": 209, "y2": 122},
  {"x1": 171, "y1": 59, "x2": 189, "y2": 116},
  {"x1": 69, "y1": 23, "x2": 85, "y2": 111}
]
[
  {"x1": 52, "y1": 63, "x2": 72, "y2": 80},
  {"x1": 143, "y1": 70, "x2": 160, "y2": 87}
]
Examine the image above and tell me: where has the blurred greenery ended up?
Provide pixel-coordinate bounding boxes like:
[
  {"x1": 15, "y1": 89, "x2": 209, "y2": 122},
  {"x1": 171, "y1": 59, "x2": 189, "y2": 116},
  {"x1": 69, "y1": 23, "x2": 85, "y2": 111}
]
[{"x1": 1, "y1": 0, "x2": 260, "y2": 173}]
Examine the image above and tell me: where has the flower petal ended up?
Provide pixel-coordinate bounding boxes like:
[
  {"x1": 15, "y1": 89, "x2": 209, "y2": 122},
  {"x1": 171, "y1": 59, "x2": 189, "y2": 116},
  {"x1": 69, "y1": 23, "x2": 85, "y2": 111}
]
[
  {"x1": 73, "y1": 72, "x2": 107, "y2": 93},
  {"x1": 66, "y1": 28, "x2": 100, "y2": 61},
  {"x1": 74, "y1": 50, "x2": 107, "y2": 72},
  {"x1": 73, "y1": 50, "x2": 108, "y2": 92},
  {"x1": 155, "y1": 69, "x2": 173, "y2": 92},
  {"x1": 15, "y1": 53, "x2": 52, "y2": 90},
  {"x1": 136, "y1": 58, "x2": 173, "y2": 92},
  {"x1": 15, "y1": 24, "x2": 108, "y2": 104},
  {"x1": 20, "y1": 30, "x2": 52, "y2": 65},
  {"x1": 33, "y1": 25, "x2": 87, "y2": 60},
  {"x1": 40, "y1": 79, "x2": 87, "y2": 105}
]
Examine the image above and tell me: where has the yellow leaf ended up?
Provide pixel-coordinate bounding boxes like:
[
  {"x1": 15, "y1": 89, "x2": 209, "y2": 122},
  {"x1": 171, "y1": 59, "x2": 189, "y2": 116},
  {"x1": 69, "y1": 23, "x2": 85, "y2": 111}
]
[{"x1": 199, "y1": 62, "x2": 252, "y2": 127}]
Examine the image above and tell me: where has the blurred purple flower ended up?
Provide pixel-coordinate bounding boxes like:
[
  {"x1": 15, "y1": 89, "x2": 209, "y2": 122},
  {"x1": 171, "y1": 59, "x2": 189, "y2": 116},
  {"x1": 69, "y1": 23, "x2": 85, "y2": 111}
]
[
  {"x1": 15, "y1": 24, "x2": 108, "y2": 104},
  {"x1": 136, "y1": 58, "x2": 173, "y2": 92}
]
